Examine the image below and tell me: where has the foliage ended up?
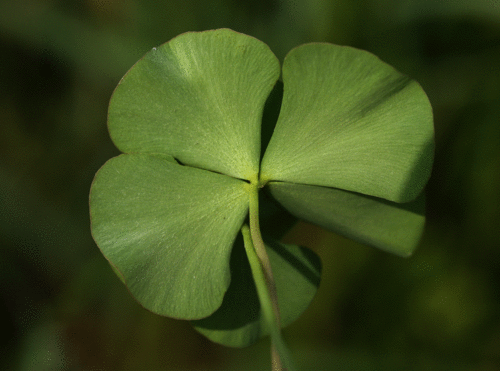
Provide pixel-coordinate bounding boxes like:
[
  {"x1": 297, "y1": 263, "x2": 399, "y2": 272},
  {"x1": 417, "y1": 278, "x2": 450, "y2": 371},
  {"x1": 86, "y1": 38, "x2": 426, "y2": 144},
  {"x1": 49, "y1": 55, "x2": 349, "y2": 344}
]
[{"x1": 89, "y1": 28, "x2": 433, "y2": 360}]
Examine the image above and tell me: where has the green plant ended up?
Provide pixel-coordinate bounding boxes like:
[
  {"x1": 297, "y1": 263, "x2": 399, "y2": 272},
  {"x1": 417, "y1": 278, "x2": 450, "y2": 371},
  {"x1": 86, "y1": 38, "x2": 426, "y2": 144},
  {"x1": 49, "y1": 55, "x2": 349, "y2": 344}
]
[{"x1": 89, "y1": 28, "x2": 434, "y2": 370}]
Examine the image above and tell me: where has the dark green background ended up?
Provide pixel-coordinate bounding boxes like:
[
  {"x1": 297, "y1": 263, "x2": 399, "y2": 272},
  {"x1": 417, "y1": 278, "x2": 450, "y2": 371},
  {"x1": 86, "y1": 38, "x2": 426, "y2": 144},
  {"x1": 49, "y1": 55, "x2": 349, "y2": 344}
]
[{"x1": 1, "y1": 1, "x2": 499, "y2": 370}]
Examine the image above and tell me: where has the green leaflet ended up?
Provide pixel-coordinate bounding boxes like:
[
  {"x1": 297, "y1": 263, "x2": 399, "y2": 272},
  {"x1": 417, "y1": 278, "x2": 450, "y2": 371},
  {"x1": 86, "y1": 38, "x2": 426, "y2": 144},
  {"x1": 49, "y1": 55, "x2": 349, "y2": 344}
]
[
  {"x1": 90, "y1": 154, "x2": 248, "y2": 319},
  {"x1": 108, "y1": 29, "x2": 280, "y2": 181},
  {"x1": 268, "y1": 182, "x2": 426, "y2": 257},
  {"x1": 261, "y1": 43, "x2": 434, "y2": 203}
]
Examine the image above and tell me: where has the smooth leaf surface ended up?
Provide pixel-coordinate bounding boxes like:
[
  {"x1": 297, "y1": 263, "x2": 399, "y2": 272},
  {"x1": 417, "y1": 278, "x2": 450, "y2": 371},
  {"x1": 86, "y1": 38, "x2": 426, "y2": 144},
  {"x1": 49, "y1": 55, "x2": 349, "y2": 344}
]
[
  {"x1": 90, "y1": 154, "x2": 249, "y2": 319},
  {"x1": 108, "y1": 29, "x2": 280, "y2": 181},
  {"x1": 268, "y1": 181, "x2": 426, "y2": 257},
  {"x1": 261, "y1": 43, "x2": 434, "y2": 202},
  {"x1": 192, "y1": 237, "x2": 321, "y2": 347}
]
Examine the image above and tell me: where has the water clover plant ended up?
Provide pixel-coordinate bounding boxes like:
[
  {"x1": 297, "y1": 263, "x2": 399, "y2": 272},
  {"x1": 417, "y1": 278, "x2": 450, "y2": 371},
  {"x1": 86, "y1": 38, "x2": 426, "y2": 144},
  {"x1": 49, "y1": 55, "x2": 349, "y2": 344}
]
[{"x1": 89, "y1": 28, "x2": 434, "y2": 370}]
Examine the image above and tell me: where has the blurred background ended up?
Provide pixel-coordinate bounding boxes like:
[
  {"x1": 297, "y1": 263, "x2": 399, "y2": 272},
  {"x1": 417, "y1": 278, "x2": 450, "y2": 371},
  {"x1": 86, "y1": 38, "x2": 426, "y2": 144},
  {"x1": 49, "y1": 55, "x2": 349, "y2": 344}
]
[{"x1": 1, "y1": 0, "x2": 500, "y2": 370}]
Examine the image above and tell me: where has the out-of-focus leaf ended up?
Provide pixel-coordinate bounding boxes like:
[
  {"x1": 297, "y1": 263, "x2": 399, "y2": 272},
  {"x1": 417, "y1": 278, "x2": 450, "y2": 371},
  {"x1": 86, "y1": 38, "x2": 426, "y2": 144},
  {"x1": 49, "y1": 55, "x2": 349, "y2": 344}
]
[{"x1": 192, "y1": 237, "x2": 321, "y2": 347}]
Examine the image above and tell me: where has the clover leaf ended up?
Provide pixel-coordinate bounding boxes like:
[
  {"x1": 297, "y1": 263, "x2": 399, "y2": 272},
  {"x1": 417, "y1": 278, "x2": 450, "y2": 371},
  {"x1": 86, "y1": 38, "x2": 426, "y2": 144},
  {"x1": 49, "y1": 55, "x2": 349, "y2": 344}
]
[{"x1": 89, "y1": 28, "x2": 433, "y2": 361}]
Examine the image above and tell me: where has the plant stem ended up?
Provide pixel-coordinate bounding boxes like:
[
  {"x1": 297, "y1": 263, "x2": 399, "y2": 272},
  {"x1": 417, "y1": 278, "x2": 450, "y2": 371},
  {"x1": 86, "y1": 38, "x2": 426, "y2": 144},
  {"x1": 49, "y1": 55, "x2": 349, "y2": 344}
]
[
  {"x1": 248, "y1": 185, "x2": 281, "y2": 327},
  {"x1": 242, "y1": 182, "x2": 297, "y2": 371}
]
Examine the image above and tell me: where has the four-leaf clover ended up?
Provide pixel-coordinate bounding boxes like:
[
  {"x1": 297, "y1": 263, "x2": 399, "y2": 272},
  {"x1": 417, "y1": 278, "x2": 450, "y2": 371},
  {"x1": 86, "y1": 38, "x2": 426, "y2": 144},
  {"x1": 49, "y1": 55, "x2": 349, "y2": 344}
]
[{"x1": 90, "y1": 28, "x2": 433, "y2": 349}]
